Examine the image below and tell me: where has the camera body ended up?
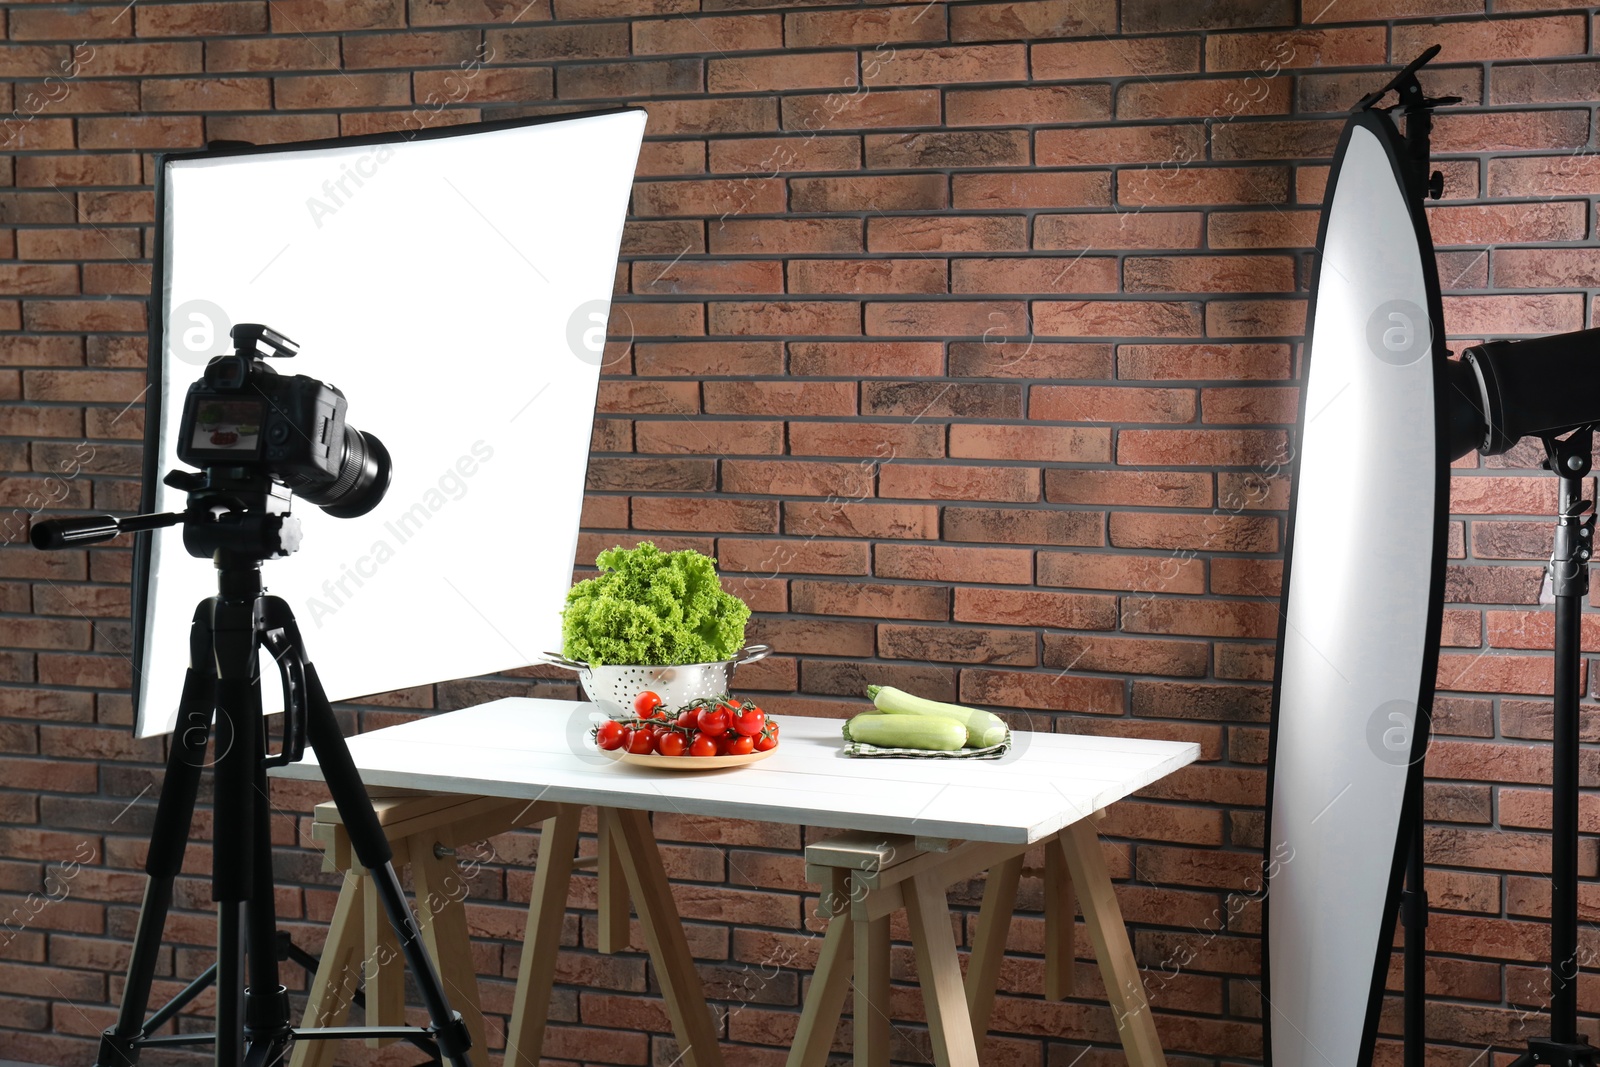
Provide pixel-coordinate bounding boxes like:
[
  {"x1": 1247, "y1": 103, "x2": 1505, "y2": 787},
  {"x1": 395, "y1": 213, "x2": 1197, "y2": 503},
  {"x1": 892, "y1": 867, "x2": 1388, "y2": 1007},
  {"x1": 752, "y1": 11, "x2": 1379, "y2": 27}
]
[
  {"x1": 175, "y1": 324, "x2": 390, "y2": 520},
  {"x1": 176, "y1": 324, "x2": 347, "y2": 478}
]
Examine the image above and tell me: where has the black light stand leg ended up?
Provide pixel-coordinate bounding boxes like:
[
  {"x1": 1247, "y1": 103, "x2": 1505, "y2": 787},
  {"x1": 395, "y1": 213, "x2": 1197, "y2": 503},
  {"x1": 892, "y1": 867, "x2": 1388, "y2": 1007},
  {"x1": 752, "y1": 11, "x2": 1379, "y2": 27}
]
[
  {"x1": 96, "y1": 604, "x2": 219, "y2": 1067},
  {"x1": 1514, "y1": 429, "x2": 1597, "y2": 1067},
  {"x1": 1402, "y1": 783, "x2": 1427, "y2": 1067},
  {"x1": 259, "y1": 596, "x2": 474, "y2": 1067}
]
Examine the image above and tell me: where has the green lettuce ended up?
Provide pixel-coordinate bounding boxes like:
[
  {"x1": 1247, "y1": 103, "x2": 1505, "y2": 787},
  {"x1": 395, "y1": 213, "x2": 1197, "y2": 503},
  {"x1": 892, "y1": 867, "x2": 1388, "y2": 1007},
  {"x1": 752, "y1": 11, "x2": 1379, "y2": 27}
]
[{"x1": 562, "y1": 542, "x2": 751, "y2": 666}]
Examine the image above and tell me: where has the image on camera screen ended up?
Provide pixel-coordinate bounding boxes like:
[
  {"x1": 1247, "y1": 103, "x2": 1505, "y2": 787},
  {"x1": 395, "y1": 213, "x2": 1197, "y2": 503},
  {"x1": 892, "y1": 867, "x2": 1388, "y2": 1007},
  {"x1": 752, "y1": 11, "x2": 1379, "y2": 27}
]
[{"x1": 191, "y1": 398, "x2": 264, "y2": 453}]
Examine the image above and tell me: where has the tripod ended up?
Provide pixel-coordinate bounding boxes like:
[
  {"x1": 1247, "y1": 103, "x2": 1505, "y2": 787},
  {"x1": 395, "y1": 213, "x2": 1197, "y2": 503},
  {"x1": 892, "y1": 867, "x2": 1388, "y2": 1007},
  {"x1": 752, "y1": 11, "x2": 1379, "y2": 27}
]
[
  {"x1": 1509, "y1": 427, "x2": 1598, "y2": 1067},
  {"x1": 34, "y1": 471, "x2": 474, "y2": 1067}
]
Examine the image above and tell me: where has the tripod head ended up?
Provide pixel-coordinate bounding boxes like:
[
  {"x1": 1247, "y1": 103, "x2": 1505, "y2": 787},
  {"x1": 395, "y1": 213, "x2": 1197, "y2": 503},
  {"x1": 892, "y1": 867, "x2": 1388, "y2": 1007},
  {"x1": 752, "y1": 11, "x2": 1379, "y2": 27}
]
[{"x1": 31, "y1": 466, "x2": 302, "y2": 566}]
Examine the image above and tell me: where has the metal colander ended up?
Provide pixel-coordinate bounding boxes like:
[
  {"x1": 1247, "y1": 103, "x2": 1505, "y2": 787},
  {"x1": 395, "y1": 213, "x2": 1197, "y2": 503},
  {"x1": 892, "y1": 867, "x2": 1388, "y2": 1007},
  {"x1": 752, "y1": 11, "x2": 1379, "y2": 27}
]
[{"x1": 538, "y1": 645, "x2": 770, "y2": 716}]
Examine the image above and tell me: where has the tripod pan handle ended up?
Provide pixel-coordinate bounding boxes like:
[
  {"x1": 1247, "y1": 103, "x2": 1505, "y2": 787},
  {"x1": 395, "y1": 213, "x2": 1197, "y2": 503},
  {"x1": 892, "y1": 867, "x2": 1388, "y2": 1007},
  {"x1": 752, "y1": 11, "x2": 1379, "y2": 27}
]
[{"x1": 30, "y1": 514, "x2": 122, "y2": 549}]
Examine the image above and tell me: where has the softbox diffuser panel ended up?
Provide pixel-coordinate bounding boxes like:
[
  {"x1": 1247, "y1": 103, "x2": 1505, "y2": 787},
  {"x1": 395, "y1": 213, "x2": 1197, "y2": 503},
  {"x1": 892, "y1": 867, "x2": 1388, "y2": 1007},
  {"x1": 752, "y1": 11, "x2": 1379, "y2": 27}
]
[
  {"x1": 1262, "y1": 111, "x2": 1449, "y2": 1066},
  {"x1": 135, "y1": 109, "x2": 646, "y2": 738}
]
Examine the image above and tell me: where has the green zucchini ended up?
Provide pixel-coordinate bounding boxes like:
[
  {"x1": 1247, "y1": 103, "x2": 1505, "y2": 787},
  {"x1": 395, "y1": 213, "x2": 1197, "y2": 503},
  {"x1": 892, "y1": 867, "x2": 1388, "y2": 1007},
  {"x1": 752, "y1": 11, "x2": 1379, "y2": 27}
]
[
  {"x1": 843, "y1": 713, "x2": 967, "y2": 751},
  {"x1": 866, "y1": 684, "x2": 1009, "y2": 748}
]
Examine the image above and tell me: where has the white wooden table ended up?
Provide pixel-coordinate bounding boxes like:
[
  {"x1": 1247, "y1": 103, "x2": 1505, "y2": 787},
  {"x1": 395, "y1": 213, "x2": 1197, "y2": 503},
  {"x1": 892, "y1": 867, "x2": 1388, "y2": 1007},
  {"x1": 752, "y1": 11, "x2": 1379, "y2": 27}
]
[{"x1": 273, "y1": 698, "x2": 1199, "y2": 1066}]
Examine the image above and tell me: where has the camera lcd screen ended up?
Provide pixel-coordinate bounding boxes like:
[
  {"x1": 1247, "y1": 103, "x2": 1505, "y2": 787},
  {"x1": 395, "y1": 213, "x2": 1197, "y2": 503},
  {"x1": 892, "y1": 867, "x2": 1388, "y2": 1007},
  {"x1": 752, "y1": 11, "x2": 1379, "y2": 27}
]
[{"x1": 188, "y1": 398, "x2": 264, "y2": 455}]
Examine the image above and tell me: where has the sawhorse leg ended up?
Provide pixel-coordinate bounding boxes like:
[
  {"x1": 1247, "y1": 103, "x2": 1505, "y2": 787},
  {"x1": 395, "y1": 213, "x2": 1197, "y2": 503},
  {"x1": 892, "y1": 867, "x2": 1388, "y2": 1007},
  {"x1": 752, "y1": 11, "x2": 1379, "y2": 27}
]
[{"x1": 504, "y1": 805, "x2": 726, "y2": 1067}]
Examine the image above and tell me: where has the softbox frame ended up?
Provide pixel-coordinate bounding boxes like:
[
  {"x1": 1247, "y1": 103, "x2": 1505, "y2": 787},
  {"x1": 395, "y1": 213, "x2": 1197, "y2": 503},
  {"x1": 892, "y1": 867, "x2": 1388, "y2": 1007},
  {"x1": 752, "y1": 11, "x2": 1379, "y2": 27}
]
[
  {"x1": 1262, "y1": 106, "x2": 1450, "y2": 1067},
  {"x1": 132, "y1": 108, "x2": 646, "y2": 737}
]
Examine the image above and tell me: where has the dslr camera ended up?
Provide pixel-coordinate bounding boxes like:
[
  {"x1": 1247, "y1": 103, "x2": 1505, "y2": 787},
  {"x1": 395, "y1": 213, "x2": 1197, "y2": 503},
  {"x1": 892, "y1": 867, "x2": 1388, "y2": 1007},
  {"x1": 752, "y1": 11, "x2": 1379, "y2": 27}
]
[{"x1": 177, "y1": 323, "x2": 390, "y2": 518}]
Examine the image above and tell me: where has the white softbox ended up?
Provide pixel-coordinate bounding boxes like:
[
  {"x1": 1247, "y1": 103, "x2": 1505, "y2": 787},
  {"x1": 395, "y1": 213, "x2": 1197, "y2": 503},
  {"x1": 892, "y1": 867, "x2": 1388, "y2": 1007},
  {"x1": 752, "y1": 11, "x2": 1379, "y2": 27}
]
[{"x1": 133, "y1": 108, "x2": 646, "y2": 737}]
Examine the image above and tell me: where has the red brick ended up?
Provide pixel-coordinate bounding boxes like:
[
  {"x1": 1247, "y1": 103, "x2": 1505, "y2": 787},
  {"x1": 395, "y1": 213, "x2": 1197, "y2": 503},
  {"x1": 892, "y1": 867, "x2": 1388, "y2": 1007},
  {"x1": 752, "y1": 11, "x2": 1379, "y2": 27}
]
[
  {"x1": 1037, "y1": 124, "x2": 1205, "y2": 167},
  {"x1": 945, "y1": 506, "x2": 1102, "y2": 547},
  {"x1": 631, "y1": 497, "x2": 777, "y2": 534},
  {"x1": 1202, "y1": 387, "x2": 1298, "y2": 424},
  {"x1": 1120, "y1": 77, "x2": 1290, "y2": 121},
  {"x1": 786, "y1": 6, "x2": 945, "y2": 47},
  {"x1": 1033, "y1": 36, "x2": 1198, "y2": 78},
  {"x1": 865, "y1": 44, "x2": 1028, "y2": 86},
  {"x1": 1211, "y1": 560, "x2": 1282, "y2": 601},
  {"x1": 723, "y1": 459, "x2": 875, "y2": 499},
  {"x1": 596, "y1": 381, "x2": 699, "y2": 416},
  {"x1": 1118, "y1": 429, "x2": 1288, "y2": 467},
  {"x1": 1438, "y1": 653, "x2": 1569, "y2": 696},
  {"x1": 13, "y1": 6, "x2": 134, "y2": 39},
  {"x1": 789, "y1": 341, "x2": 942, "y2": 378},
  {"x1": 861, "y1": 380, "x2": 1021, "y2": 418},
  {"x1": 946, "y1": 85, "x2": 1111, "y2": 126},
  {"x1": 648, "y1": 97, "x2": 778, "y2": 135},
  {"x1": 1033, "y1": 301, "x2": 1203, "y2": 338},
  {"x1": 866, "y1": 300, "x2": 1027, "y2": 337},
  {"x1": 789, "y1": 422, "x2": 944, "y2": 460},
  {"x1": 783, "y1": 502, "x2": 938, "y2": 541},
  {"x1": 1431, "y1": 201, "x2": 1586, "y2": 245},
  {"x1": 1396, "y1": 15, "x2": 1586, "y2": 64},
  {"x1": 709, "y1": 51, "x2": 855, "y2": 94},
  {"x1": 1433, "y1": 110, "x2": 1590, "y2": 153},
  {"x1": 952, "y1": 171, "x2": 1111, "y2": 211},
  {"x1": 1443, "y1": 293, "x2": 1584, "y2": 337},
  {"x1": 876, "y1": 543, "x2": 1032, "y2": 585},
  {"x1": 142, "y1": 76, "x2": 271, "y2": 111},
  {"x1": 487, "y1": 21, "x2": 628, "y2": 59},
  {"x1": 708, "y1": 301, "x2": 859, "y2": 337},
  {"x1": 948, "y1": 425, "x2": 1110, "y2": 464},
  {"x1": 1208, "y1": 209, "x2": 1319, "y2": 250},
  {"x1": 867, "y1": 216, "x2": 1027, "y2": 254},
  {"x1": 716, "y1": 539, "x2": 869, "y2": 577},
  {"x1": 1047, "y1": 469, "x2": 1211, "y2": 508},
  {"x1": 790, "y1": 580, "x2": 946, "y2": 621},
  {"x1": 1034, "y1": 211, "x2": 1204, "y2": 251},
  {"x1": 1206, "y1": 300, "x2": 1307, "y2": 338},
  {"x1": 960, "y1": 668, "x2": 1124, "y2": 715},
  {"x1": 1046, "y1": 633, "x2": 1208, "y2": 678},
  {"x1": 880, "y1": 624, "x2": 1035, "y2": 665},
  {"x1": 633, "y1": 13, "x2": 780, "y2": 55},
  {"x1": 782, "y1": 89, "x2": 940, "y2": 132},
  {"x1": 708, "y1": 135, "x2": 859, "y2": 174},
  {"x1": 702, "y1": 380, "x2": 854, "y2": 417},
  {"x1": 133, "y1": 1, "x2": 264, "y2": 34},
  {"x1": 878, "y1": 463, "x2": 1038, "y2": 503},
  {"x1": 1123, "y1": 598, "x2": 1278, "y2": 639},
  {"x1": 1119, "y1": 165, "x2": 1290, "y2": 207},
  {"x1": 790, "y1": 174, "x2": 945, "y2": 212},
  {"x1": 1030, "y1": 385, "x2": 1195, "y2": 424},
  {"x1": 953, "y1": 587, "x2": 1117, "y2": 630},
  {"x1": 634, "y1": 259, "x2": 783, "y2": 296},
  {"x1": 951, "y1": 256, "x2": 1118, "y2": 295},
  {"x1": 711, "y1": 218, "x2": 861, "y2": 255},
  {"x1": 948, "y1": 340, "x2": 1113, "y2": 379},
  {"x1": 951, "y1": 0, "x2": 1117, "y2": 42},
  {"x1": 1126, "y1": 254, "x2": 1295, "y2": 294}
]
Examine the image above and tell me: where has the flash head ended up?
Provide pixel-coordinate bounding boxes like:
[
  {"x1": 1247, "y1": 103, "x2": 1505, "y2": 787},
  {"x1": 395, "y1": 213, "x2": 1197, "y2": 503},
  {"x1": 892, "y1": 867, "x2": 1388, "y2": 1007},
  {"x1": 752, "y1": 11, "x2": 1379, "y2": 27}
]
[{"x1": 1447, "y1": 327, "x2": 1600, "y2": 459}]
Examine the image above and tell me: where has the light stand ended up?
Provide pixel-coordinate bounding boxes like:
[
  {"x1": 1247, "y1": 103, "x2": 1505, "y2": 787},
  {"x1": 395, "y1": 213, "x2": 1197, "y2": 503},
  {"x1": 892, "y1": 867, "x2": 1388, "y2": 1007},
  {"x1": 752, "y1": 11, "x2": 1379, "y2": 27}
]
[
  {"x1": 31, "y1": 470, "x2": 474, "y2": 1067},
  {"x1": 1448, "y1": 331, "x2": 1600, "y2": 1066}
]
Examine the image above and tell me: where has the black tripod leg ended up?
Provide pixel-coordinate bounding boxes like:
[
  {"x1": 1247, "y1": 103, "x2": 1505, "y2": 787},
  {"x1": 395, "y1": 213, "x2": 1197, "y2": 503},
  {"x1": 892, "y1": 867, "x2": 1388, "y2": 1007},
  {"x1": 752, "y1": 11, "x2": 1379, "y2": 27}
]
[
  {"x1": 301, "y1": 662, "x2": 474, "y2": 1067},
  {"x1": 244, "y1": 691, "x2": 292, "y2": 1058},
  {"x1": 97, "y1": 603, "x2": 218, "y2": 1067},
  {"x1": 213, "y1": 666, "x2": 258, "y2": 1067},
  {"x1": 257, "y1": 595, "x2": 471, "y2": 1065}
]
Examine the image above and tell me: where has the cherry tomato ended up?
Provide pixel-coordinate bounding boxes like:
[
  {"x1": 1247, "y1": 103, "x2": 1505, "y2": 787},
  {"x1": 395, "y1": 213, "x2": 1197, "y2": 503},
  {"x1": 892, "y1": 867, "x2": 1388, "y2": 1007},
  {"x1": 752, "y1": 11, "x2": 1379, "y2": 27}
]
[
  {"x1": 754, "y1": 730, "x2": 778, "y2": 752},
  {"x1": 734, "y1": 707, "x2": 766, "y2": 737},
  {"x1": 725, "y1": 734, "x2": 755, "y2": 755},
  {"x1": 596, "y1": 720, "x2": 625, "y2": 751},
  {"x1": 675, "y1": 709, "x2": 699, "y2": 731},
  {"x1": 626, "y1": 729, "x2": 654, "y2": 755},
  {"x1": 656, "y1": 731, "x2": 686, "y2": 757},
  {"x1": 696, "y1": 705, "x2": 730, "y2": 737},
  {"x1": 689, "y1": 733, "x2": 718, "y2": 757},
  {"x1": 635, "y1": 690, "x2": 664, "y2": 717}
]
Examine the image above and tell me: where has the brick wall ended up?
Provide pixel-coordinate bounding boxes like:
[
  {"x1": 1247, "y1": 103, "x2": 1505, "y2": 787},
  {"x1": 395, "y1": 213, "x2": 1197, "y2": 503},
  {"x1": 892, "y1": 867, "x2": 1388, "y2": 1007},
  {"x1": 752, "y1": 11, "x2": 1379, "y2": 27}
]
[{"x1": 1, "y1": 0, "x2": 1596, "y2": 1063}]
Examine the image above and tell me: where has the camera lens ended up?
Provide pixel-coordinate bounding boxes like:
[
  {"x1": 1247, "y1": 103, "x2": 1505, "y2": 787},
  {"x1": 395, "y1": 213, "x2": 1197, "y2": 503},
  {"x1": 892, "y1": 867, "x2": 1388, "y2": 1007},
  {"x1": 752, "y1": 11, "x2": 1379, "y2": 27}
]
[{"x1": 289, "y1": 428, "x2": 392, "y2": 519}]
